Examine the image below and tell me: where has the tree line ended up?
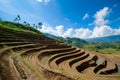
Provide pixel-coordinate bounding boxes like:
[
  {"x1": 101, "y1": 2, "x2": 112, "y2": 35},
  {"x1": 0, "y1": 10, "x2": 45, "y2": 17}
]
[{"x1": 13, "y1": 14, "x2": 43, "y2": 29}]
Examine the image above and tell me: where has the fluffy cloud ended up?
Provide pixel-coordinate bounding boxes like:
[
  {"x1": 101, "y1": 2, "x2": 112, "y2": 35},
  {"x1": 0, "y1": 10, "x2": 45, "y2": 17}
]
[
  {"x1": 39, "y1": 7, "x2": 120, "y2": 39},
  {"x1": 91, "y1": 7, "x2": 120, "y2": 38},
  {"x1": 91, "y1": 26, "x2": 120, "y2": 38},
  {"x1": 40, "y1": 24, "x2": 64, "y2": 36},
  {"x1": 63, "y1": 28, "x2": 73, "y2": 38},
  {"x1": 94, "y1": 7, "x2": 110, "y2": 26},
  {"x1": 74, "y1": 28, "x2": 92, "y2": 38},
  {"x1": 40, "y1": 24, "x2": 92, "y2": 38},
  {"x1": 83, "y1": 13, "x2": 89, "y2": 20},
  {"x1": 36, "y1": 0, "x2": 50, "y2": 3}
]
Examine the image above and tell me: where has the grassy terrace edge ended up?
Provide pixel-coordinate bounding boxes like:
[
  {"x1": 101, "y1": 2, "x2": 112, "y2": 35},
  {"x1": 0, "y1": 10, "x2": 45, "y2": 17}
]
[{"x1": 0, "y1": 20, "x2": 43, "y2": 36}]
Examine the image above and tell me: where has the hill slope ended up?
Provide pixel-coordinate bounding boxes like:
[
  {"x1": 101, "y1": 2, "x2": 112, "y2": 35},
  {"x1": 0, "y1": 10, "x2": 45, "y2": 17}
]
[
  {"x1": 85, "y1": 35, "x2": 120, "y2": 42},
  {"x1": 0, "y1": 20, "x2": 43, "y2": 35},
  {"x1": 45, "y1": 33, "x2": 87, "y2": 48},
  {"x1": 0, "y1": 21, "x2": 120, "y2": 80}
]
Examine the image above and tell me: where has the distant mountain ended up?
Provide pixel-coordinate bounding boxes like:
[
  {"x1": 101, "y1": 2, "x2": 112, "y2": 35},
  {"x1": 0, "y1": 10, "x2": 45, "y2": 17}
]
[
  {"x1": 85, "y1": 35, "x2": 120, "y2": 42},
  {"x1": 44, "y1": 33, "x2": 87, "y2": 48},
  {"x1": 65, "y1": 37, "x2": 87, "y2": 48},
  {"x1": 44, "y1": 33, "x2": 62, "y2": 40}
]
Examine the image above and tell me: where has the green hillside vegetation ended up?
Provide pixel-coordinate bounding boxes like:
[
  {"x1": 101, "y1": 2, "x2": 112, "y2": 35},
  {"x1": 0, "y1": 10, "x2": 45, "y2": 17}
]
[
  {"x1": 65, "y1": 37, "x2": 87, "y2": 48},
  {"x1": 83, "y1": 42, "x2": 120, "y2": 54},
  {"x1": 0, "y1": 20, "x2": 43, "y2": 35},
  {"x1": 45, "y1": 33, "x2": 88, "y2": 48}
]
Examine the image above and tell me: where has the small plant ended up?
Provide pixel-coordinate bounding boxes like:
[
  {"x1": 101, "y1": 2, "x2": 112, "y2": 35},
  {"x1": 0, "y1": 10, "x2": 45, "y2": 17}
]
[{"x1": 59, "y1": 68, "x2": 64, "y2": 71}]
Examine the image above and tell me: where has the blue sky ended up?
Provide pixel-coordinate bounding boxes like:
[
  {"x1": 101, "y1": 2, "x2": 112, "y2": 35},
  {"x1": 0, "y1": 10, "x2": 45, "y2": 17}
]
[{"x1": 0, "y1": 0, "x2": 120, "y2": 38}]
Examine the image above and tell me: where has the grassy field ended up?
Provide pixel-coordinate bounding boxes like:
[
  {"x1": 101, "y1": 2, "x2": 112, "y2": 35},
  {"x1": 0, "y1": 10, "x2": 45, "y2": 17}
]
[
  {"x1": 99, "y1": 48, "x2": 120, "y2": 54},
  {"x1": 82, "y1": 42, "x2": 120, "y2": 54}
]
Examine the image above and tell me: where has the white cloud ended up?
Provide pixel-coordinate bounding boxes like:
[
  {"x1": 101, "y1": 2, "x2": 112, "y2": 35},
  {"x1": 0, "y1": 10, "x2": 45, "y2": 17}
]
[
  {"x1": 83, "y1": 13, "x2": 89, "y2": 20},
  {"x1": 36, "y1": 0, "x2": 50, "y2": 3},
  {"x1": 94, "y1": 7, "x2": 110, "y2": 26},
  {"x1": 74, "y1": 28, "x2": 92, "y2": 38},
  {"x1": 40, "y1": 24, "x2": 73, "y2": 38},
  {"x1": 55, "y1": 25, "x2": 64, "y2": 36},
  {"x1": 40, "y1": 24, "x2": 64, "y2": 37},
  {"x1": 40, "y1": 23, "x2": 92, "y2": 39},
  {"x1": 91, "y1": 7, "x2": 120, "y2": 38},
  {"x1": 91, "y1": 26, "x2": 120, "y2": 38},
  {"x1": 39, "y1": 7, "x2": 120, "y2": 39},
  {"x1": 63, "y1": 28, "x2": 73, "y2": 38}
]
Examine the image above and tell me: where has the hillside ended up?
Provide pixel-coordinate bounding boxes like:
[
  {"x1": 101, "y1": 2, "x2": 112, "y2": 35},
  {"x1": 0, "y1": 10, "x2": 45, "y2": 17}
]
[
  {"x1": 45, "y1": 33, "x2": 120, "y2": 54},
  {"x1": 85, "y1": 35, "x2": 120, "y2": 42},
  {"x1": 0, "y1": 20, "x2": 43, "y2": 35},
  {"x1": 45, "y1": 33, "x2": 87, "y2": 48},
  {"x1": 0, "y1": 21, "x2": 120, "y2": 80}
]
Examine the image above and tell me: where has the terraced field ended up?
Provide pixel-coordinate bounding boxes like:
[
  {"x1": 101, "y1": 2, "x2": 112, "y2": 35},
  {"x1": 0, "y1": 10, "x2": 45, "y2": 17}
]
[{"x1": 0, "y1": 26, "x2": 120, "y2": 80}]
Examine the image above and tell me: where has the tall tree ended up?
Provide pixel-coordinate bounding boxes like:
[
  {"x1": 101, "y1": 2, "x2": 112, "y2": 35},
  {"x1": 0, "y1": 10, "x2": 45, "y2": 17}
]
[
  {"x1": 17, "y1": 15, "x2": 21, "y2": 23},
  {"x1": 38, "y1": 22, "x2": 42, "y2": 29},
  {"x1": 27, "y1": 23, "x2": 30, "y2": 26},
  {"x1": 13, "y1": 17, "x2": 18, "y2": 22},
  {"x1": 13, "y1": 15, "x2": 21, "y2": 23},
  {"x1": 33, "y1": 24, "x2": 36, "y2": 28},
  {"x1": 23, "y1": 21, "x2": 27, "y2": 25}
]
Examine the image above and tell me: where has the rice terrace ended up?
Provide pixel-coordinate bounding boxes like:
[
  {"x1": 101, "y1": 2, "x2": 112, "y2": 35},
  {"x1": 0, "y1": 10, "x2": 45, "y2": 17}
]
[
  {"x1": 0, "y1": 20, "x2": 120, "y2": 80},
  {"x1": 0, "y1": 0, "x2": 120, "y2": 80}
]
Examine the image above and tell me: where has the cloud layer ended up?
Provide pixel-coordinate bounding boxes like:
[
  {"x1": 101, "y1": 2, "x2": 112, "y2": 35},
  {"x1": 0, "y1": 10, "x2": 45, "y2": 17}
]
[{"x1": 39, "y1": 7, "x2": 120, "y2": 39}]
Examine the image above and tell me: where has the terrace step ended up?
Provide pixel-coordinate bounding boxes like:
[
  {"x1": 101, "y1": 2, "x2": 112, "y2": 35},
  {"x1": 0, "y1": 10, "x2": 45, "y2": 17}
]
[
  {"x1": 69, "y1": 53, "x2": 90, "y2": 67},
  {"x1": 0, "y1": 39, "x2": 27, "y2": 42},
  {"x1": 71, "y1": 53, "x2": 94, "y2": 72},
  {"x1": 49, "y1": 49, "x2": 80, "y2": 63},
  {"x1": 55, "y1": 51, "x2": 85, "y2": 66},
  {"x1": 94, "y1": 60, "x2": 107, "y2": 74},
  {"x1": 38, "y1": 47, "x2": 76, "y2": 59},
  {"x1": 0, "y1": 42, "x2": 32, "y2": 46},
  {"x1": 76, "y1": 55, "x2": 98, "y2": 73},
  {"x1": 98, "y1": 59, "x2": 118, "y2": 74},
  {"x1": 0, "y1": 44, "x2": 38, "y2": 58},
  {"x1": 13, "y1": 57, "x2": 27, "y2": 79},
  {"x1": 48, "y1": 49, "x2": 80, "y2": 68}
]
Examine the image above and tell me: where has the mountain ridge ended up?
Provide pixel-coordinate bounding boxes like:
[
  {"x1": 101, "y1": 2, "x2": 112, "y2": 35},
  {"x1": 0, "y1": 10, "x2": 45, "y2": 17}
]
[{"x1": 85, "y1": 35, "x2": 120, "y2": 42}]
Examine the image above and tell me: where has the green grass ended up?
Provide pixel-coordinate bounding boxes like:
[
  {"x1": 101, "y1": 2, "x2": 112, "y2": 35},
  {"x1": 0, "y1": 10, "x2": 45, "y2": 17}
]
[
  {"x1": 0, "y1": 20, "x2": 43, "y2": 35},
  {"x1": 99, "y1": 48, "x2": 120, "y2": 54}
]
